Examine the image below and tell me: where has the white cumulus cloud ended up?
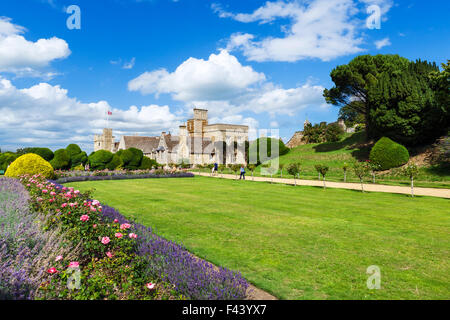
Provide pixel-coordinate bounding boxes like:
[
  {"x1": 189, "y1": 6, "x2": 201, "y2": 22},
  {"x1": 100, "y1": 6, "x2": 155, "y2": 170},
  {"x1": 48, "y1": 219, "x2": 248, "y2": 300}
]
[
  {"x1": 374, "y1": 37, "x2": 391, "y2": 49},
  {"x1": 128, "y1": 50, "x2": 265, "y2": 101},
  {"x1": 216, "y1": 0, "x2": 394, "y2": 62},
  {"x1": 0, "y1": 76, "x2": 181, "y2": 152},
  {"x1": 0, "y1": 17, "x2": 70, "y2": 75}
]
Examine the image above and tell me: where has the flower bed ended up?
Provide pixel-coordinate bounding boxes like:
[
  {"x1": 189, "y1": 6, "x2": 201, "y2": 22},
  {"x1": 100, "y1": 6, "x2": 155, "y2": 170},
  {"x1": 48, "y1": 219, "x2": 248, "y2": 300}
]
[
  {"x1": 0, "y1": 178, "x2": 79, "y2": 299},
  {"x1": 4, "y1": 174, "x2": 248, "y2": 300}
]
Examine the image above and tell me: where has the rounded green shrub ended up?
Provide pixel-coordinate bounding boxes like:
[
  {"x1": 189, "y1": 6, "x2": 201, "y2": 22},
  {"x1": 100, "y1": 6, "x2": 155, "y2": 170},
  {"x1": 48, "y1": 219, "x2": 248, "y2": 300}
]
[
  {"x1": 118, "y1": 149, "x2": 133, "y2": 166},
  {"x1": 247, "y1": 138, "x2": 289, "y2": 165},
  {"x1": 50, "y1": 149, "x2": 71, "y2": 170},
  {"x1": 71, "y1": 151, "x2": 88, "y2": 168},
  {"x1": 127, "y1": 148, "x2": 143, "y2": 169},
  {"x1": 20, "y1": 147, "x2": 54, "y2": 161},
  {"x1": 139, "y1": 156, "x2": 157, "y2": 170},
  {"x1": 5, "y1": 153, "x2": 54, "y2": 179},
  {"x1": 106, "y1": 154, "x2": 122, "y2": 170},
  {"x1": 66, "y1": 144, "x2": 82, "y2": 157},
  {"x1": 89, "y1": 150, "x2": 114, "y2": 170},
  {"x1": 369, "y1": 137, "x2": 409, "y2": 170},
  {"x1": 0, "y1": 152, "x2": 19, "y2": 171}
]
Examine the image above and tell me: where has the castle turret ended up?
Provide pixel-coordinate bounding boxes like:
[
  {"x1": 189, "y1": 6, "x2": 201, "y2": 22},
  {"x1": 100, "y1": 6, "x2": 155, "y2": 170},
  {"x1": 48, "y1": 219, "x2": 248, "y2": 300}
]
[{"x1": 94, "y1": 128, "x2": 114, "y2": 152}]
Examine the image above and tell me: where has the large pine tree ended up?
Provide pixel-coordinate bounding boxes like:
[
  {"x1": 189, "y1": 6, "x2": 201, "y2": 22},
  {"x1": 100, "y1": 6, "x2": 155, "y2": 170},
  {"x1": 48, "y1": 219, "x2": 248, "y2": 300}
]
[{"x1": 324, "y1": 55, "x2": 448, "y2": 146}]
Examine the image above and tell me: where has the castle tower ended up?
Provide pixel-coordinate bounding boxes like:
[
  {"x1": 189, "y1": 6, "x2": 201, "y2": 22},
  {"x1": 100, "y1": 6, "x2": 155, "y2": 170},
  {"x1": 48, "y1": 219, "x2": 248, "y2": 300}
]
[
  {"x1": 303, "y1": 119, "x2": 311, "y2": 129},
  {"x1": 188, "y1": 108, "x2": 208, "y2": 138},
  {"x1": 94, "y1": 128, "x2": 114, "y2": 152}
]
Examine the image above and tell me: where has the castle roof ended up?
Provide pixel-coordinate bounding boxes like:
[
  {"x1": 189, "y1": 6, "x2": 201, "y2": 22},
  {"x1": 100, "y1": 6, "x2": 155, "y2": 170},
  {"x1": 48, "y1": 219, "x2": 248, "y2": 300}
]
[{"x1": 122, "y1": 136, "x2": 160, "y2": 154}]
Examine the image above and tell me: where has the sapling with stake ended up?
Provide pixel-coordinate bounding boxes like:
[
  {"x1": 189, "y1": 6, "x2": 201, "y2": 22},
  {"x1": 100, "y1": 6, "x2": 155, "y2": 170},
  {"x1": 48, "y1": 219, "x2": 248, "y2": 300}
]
[
  {"x1": 314, "y1": 164, "x2": 321, "y2": 180},
  {"x1": 403, "y1": 163, "x2": 419, "y2": 197},
  {"x1": 318, "y1": 165, "x2": 329, "y2": 189},
  {"x1": 342, "y1": 162, "x2": 348, "y2": 183},
  {"x1": 247, "y1": 164, "x2": 256, "y2": 181},
  {"x1": 287, "y1": 163, "x2": 300, "y2": 186},
  {"x1": 353, "y1": 162, "x2": 369, "y2": 192}
]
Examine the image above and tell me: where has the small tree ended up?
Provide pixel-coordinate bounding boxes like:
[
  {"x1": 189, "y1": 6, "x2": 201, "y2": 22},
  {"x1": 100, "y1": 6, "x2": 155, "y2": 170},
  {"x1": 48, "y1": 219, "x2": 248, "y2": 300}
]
[
  {"x1": 367, "y1": 161, "x2": 381, "y2": 184},
  {"x1": 231, "y1": 164, "x2": 240, "y2": 180},
  {"x1": 219, "y1": 164, "x2": 226, "y2": 178},
  {"x1": 318, "y1": 165, "x2": 329, "y2": 189},
  {"x1": 207, "y1": 163, "x2": 214, "y2": 176},
  {"x1": 287, "y1": 163, "x2": 300, "y2": 186},
  {"x1": 353, "y1": 162, "x2": 369, "y2": 192},
  {"x1": 403, "y1": 163, "x2": 419, "y2": 197},
  {"x1": 342, "y1": 162, "x2": 349, "y2": 183},
  {"x1": 314, "y1": 164, "x2": 322, "y2": 181},
  {"x1": 247, "y1": 164, "x2": 256, "y2": 180},
  {"x1": 279, "y1": 163, "x2": 285, "y2": 178},
  {"x1": 266, "y1": 165, "x2": 277, "y2": 183}
]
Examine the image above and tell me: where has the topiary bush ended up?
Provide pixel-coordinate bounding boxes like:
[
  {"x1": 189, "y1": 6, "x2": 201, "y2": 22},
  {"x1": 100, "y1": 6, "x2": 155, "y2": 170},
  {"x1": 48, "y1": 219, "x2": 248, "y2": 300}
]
[
  {"x1": 0, "y1": 152, "x2": 19, "y2": 171},
  {"x1": 106, "y1": 154, "x2": 122, "y2": 171},
  {"x1": 19, "y1": 147, "x2": 54, "y2": 161},
  {"x1": 369, "y1": 137, "x2": 410, "y2": 170},
  {"x1": 71, "y1": 151, "x2": 88, "y2": 168},
  {"x1": 65, "y1": 144, "x2": 82, "y2": 157},
  {"x1": 50, "y1": 149, "x2": 71, "y2": 170},
  {"x1": 88, "y1": 150, "x2": 114, "y2": 170},
  {"x1": 5, "y1": 153, "x2": 54, "y2": 179},
  {"x1": 65, "y1": 144, "x2": 88, "y2": 168},
  {"x1": 139, "y1": 156, "x2": 157, "y2": 170},
  {"x1": 247, "y1": 138, "x2": 289, "y2": 165},
  {"x1": 126, "y1": 148, "x2": 144, "y2": 170}
]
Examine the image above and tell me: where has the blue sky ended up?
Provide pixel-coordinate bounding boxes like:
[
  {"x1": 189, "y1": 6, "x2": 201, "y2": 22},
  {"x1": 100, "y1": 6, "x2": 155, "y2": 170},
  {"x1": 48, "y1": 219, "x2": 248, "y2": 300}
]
[{"x1": 0, "y1": 0, "x2": 448, "y2": 152}]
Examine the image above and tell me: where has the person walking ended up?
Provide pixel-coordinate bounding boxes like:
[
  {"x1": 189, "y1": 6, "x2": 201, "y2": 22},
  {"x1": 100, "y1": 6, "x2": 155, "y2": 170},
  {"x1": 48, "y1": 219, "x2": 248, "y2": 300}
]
[
  {"x1": 239, "y1": 165, "x2": 246, "y2": 180},
  {"x1": 214, "y1": 162, "x2": 218, "y2": 176}
]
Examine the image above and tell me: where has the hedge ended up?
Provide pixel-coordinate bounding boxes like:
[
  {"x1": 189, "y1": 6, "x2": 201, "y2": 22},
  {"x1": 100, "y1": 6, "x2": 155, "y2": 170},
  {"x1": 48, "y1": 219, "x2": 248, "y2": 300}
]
[
  {"x1": 88, "y1": 150, "x2": 114, "y2": 170},
  {"x1": 50, "y1": 149, "x2": 71, "y2": 170},
  {"x1": 369, "y1": 137, "x2": 410, "y2": 170}
]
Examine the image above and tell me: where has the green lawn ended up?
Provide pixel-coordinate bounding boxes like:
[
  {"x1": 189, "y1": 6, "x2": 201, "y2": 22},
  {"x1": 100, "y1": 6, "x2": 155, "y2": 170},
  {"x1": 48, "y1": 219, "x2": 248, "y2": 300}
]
[{"x1": 68, "y1": 176, "x2": 450, "y2": 300}]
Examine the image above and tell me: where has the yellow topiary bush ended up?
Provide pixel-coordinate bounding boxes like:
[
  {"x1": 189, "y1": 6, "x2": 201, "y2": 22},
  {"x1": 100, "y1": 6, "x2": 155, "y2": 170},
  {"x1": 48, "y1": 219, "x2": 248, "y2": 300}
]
[{"x1": 5, "y1": 153, "x2": 54, "y2": 179}]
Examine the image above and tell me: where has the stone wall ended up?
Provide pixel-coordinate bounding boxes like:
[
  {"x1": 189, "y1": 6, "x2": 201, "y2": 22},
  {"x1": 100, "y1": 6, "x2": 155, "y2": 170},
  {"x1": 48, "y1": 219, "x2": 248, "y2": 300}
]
[{"x1": 286, "y1": 131, "x2": 306, "y2": 148}]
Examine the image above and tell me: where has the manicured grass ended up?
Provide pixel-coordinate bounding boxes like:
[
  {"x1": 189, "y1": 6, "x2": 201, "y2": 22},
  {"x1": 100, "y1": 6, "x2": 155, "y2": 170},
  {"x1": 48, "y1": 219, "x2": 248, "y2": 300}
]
[{"x1": 68, "y1": 176, "x2": 450, "y2": 300}]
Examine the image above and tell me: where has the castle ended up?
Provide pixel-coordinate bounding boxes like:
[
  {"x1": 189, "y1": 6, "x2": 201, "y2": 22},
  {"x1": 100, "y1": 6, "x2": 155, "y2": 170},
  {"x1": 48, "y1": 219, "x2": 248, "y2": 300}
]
[{"x1": 94, "y1": 108, "x2": 248, "y2": 166}]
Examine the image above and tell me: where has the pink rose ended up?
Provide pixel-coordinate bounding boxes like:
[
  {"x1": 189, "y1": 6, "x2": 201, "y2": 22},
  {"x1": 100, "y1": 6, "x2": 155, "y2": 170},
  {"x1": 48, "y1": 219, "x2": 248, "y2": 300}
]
[
  {"x1": 55, "y1": 255, "x2": 63, "y2": 262},
  {"x1": 47, "y1": 267, "x2": 58, "y2": 274},
  {"x1": 106, "y1": 251, "x2": 113, "y2": 258},
  {"x1": 50, "y1": 191, "x2": 56, "y2": 196},
  {"x1": 146, "y1": 283, "x2": 155, "y2": 290},
  {"x1": 114, "y1": 219, "x2": 119, "y2": 223},
  {"x1": 42, "y1": 189, "x2": 48, "y2": 194},
  {"x1": 101, "y1": 237, "x2": 110, "y2": 245},
  {"x1": 90, "y1": 206, "x2": 96, "y2": 212},
  {"x1": 68, "y1": 261, "x2": 79, "y2": 268},
  {"x1": 115, "y1": 233, "x2": 123, "y2": 239},
  {"x1": 93, "y1": 224, "x2": 97, "y2": 228},
  {"x1": 80, "y1": 215, "x2": 89, "y2": 222},
  {"x1": 61, "y1": 203, "x2": 68, "y2": 208},
  {"x1": 129, "y1": 233, "x2": 138, "y2": 239},
  {"x1": 120, "y1": 223, "x2": 131, "y2": 230}
]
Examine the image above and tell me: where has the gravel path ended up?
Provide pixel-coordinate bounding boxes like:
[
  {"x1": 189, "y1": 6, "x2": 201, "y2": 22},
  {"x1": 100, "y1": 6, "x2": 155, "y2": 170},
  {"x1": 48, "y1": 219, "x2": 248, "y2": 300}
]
[{"x1": 193, "y1": 172, "x2": 450, "y2": 199}]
